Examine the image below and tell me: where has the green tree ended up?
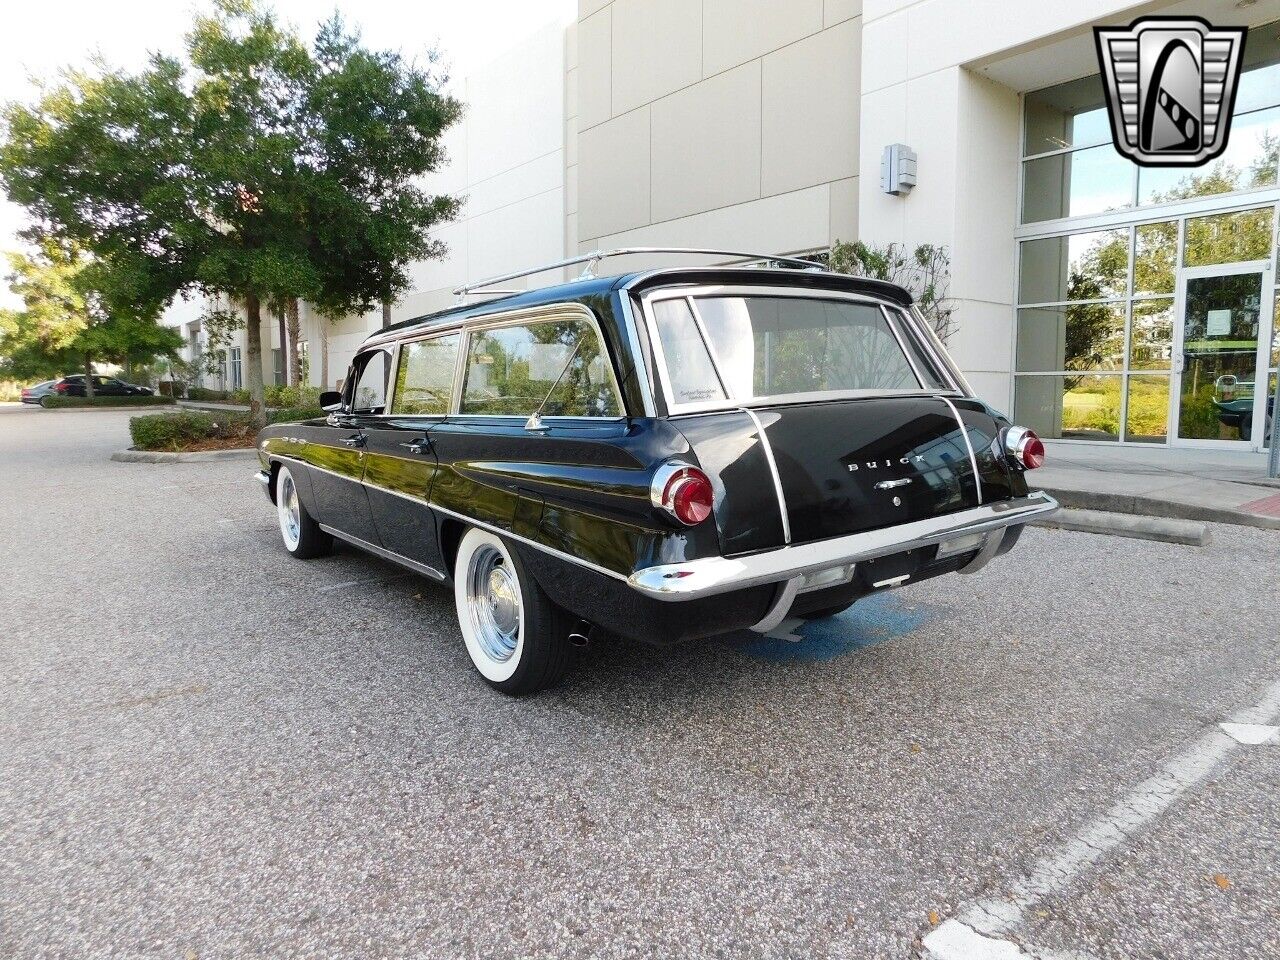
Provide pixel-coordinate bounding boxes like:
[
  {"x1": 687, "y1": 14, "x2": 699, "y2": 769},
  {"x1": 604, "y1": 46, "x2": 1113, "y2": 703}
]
[
  {"x1": 828, "y1": 240, "x2": 956, "y2": 342},
  {"x1": 1, "y1": 0, "x2": 461, "y2": 423},
  {"x1": 0, "y1": 241, "x2": 181, "y2": 391}
]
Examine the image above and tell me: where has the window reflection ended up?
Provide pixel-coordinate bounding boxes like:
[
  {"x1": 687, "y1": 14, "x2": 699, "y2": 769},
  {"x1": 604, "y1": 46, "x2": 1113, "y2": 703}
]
[
  {"x1": 1236, "y1": 27, "x2": 1280, "y2": 115},
  {"x1": 1022, "y1": 145, "x2": 1134, "y2": 223},
  {"x1": 1018, "y1": 229, "x2": 1128, "y2": 304},
  {"x1": 1138, "y1": 106, "x2": 1280, "y2": 205},
  {"x1": 1016, "y1": 303, "x2": 1125, "y2": 373},
  {"x1": 1134, "y1": 221, "x2": 1176, "y2": 296},
  {"x1": 1013, "y1": 374, "x2": 1121, "y2": 441},
  {"x1": 1184, "y1": 208, "x2": 1274, "y2": 267},
  {"x1": 1125, "y1": 375, "x2": 1170, "y2": 443},
  {"x1": 1023, "y1": 74, "x2": 1111, "y2": 155},
  {"x1": 1129, "y1": 299, "x2": 1174, "y2": 370}
]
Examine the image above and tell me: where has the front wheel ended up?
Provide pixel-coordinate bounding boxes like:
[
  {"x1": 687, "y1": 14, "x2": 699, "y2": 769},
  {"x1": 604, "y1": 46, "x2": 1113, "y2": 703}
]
[
  {"x1": 453, "y1": 527, "x2": 573, "y2": 694},
  {"x1": 275, "y1": 464, "x2": 331, "y2": 559}
]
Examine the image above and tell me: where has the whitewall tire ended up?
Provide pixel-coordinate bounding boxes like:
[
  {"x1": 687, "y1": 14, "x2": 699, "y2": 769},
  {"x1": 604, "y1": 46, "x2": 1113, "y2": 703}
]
[
  {"x1": 274, "y1": 464, "x2": 331, "y2": 559},
  {"x1": 453, "y1": 527, "x2": 572, "y2": 694}
]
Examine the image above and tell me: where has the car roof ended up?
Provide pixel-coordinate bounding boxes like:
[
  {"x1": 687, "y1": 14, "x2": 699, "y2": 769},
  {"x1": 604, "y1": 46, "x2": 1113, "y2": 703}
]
[{"x1": 365, "y1": 267, "x2": 913, "y2": 349}]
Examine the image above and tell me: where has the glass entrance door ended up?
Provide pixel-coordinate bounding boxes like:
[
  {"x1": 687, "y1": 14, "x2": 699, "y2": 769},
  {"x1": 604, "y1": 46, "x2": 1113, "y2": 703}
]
[{"x1": 1171, "y1": 264, "x2": 1274, "y2": 446}]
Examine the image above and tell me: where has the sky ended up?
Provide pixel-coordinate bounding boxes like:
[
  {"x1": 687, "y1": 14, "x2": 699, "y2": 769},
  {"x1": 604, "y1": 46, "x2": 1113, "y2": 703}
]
[{"x1": 0, "y1": 0, "x2": 573, "y2": 308}]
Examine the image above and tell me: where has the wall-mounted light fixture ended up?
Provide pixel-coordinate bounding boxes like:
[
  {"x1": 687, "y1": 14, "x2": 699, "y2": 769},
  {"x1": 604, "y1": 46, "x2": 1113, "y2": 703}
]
[{"x1": 880, "y1": 143, "x2": 917, "y2": 195}]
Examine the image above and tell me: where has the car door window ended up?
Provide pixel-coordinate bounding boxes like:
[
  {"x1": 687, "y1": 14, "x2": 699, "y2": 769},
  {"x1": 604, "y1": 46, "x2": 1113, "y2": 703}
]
[
  {"x1": 461, "y1": 316, "x2": 620, "y2": 417},
  {"x1": 392, "y1": 334, "x2": 460, "y2": 415},
  {"x1": 349, "y1": 350, "x2": 390, "y2": 414}
]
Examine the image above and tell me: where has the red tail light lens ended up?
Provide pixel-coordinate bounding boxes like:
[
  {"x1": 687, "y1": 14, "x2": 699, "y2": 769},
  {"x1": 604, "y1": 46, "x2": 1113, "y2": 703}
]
[
  {"x1": 55, "y1": 382, "x2": 67, "y2": 393},
  {"x1": 651, "y1": 464, "x2": 714, "y2": 526},
  {"x1": 1005, "y1": 426, "x2": 1045, "y2": 470}
]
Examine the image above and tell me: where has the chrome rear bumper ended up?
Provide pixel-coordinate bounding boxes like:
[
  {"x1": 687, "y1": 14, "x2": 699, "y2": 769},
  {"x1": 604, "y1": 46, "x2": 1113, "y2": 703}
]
[{"x1": 627, "y1": 491, "x2": 1058, "y2": 601}]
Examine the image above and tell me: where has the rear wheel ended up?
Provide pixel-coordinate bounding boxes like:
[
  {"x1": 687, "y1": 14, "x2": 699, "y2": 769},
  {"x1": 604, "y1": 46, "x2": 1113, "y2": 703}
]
[
  {"x1": 275, "y1": 464, "x2": 331, "y2": 559},
  {"x1": 453, "y1": 527, "x2": 572, "y2": 694},
  {"x1": 38, "y1": 396, "x2": 52, "y2": 408}
]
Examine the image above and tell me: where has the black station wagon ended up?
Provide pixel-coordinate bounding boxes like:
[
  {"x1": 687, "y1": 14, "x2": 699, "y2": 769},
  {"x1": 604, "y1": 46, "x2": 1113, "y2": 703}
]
[{"x1": 255, "y1": 248, "x2": 1058, "y2": 694}]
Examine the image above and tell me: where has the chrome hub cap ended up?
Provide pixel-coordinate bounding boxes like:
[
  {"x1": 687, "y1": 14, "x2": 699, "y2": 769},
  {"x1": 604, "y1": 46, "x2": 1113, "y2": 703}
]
[
  {"x1": 278, "y1": 472, "x2": 300, "y2": 548},
  {"x1": 466, "y1": 545, "x2": 520, "y2": 663}
]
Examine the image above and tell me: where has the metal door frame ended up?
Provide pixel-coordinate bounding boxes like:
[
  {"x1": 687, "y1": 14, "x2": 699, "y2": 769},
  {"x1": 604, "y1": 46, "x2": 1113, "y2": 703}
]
[{"x1": 1170, "y1": 259, "x2": 1275, "y2": 450}]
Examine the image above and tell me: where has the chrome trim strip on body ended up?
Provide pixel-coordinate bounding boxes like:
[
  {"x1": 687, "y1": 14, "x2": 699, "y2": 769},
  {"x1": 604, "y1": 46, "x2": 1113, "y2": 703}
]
[
  {"x1": 740, "y1": 407, "x2": 792, "y2": 545},
  {"x1": 938, "y1": 395, "x2": 985, "y2": 505},
  {"x1": 318, "y1": 524, "x2": 447, "y2": 581},
  {"x1": 264, "y1": 454, "x2": 632, "y2": 585},
  {"x1": 626, "y1": 492, "x2": 1059, "y2": 601}
]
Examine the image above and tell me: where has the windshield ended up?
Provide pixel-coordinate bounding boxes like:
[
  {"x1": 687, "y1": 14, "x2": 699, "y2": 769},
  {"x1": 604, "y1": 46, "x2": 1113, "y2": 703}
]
[{"x1": 651, "y1": 294, "x2": 949, "y2": 409}]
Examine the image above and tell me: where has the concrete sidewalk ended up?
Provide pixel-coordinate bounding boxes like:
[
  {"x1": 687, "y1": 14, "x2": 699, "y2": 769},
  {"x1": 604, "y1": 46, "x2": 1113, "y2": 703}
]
[{"x1": 1033, "y1": 441, "x2": 1280, "y2": 530}]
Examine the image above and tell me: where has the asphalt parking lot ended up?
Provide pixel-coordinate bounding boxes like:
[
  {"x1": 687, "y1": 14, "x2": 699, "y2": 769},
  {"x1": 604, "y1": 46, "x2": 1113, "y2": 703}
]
[{"x1": 1, "y1": 403, "x2": 1277, "y2": 960}]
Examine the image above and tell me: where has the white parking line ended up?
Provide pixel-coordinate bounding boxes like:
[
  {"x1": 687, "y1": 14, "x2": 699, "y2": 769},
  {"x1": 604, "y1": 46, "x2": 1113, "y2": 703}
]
[
  {"x1": 1219, "y1": 722, "x2": 1279, "y2": 745},
  {"x1": 923, "y1": 677, "x2": 1280, "y2": 960}
]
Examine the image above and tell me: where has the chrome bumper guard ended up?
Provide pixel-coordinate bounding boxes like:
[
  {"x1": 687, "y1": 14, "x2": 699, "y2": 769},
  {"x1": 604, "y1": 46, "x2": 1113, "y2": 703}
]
[
  {"x1": 627, "y1": 492, "x2": 1059, "y2": 601},
  {"x1": 255, "y1": 469, "x2": 273, "y2": 501}
]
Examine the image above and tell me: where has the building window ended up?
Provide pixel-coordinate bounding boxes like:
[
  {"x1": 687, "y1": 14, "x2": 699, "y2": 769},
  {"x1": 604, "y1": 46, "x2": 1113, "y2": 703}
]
[
  {"x1": 229, "y1": 347, "x2": 243, "y2": 391},
  {"x1": 1021, "y1": 23, "x2": 1280, "y2": 226},
  {"x1": 272, "y1": 348, "x2": 285, "y2": 386},
  {"x1": 1015, "y1": 209, "x2": 1277, "y2": 444}
]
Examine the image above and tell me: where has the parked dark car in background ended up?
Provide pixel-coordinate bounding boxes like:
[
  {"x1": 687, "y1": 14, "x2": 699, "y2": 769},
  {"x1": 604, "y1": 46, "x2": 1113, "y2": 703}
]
[
  {"x1": 52, "y1": 375, "x2": 155, "y2": 399},
  {"x1": 255, "y1": 248, "x2": 1058, "y2": 694},
  {"x1": 19, "y1": 380, "x2": 59, "y2": 406}
]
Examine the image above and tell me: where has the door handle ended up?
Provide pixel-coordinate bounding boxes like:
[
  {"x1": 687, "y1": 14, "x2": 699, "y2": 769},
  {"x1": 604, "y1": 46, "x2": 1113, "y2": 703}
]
[
  {"x1": 339, "y1": 434, "x2": 365, "y2": 447},
  {"x1": 398, "y1": 438, "x2": 431, "y2": 455}
]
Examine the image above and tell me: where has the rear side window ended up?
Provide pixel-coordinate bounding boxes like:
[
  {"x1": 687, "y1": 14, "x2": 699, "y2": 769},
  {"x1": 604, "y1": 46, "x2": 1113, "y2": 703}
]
[
  {"x1": 461, "y1": 316, "x2": 620, "y2": 417},
  {"x1": 392, "y1": 334, "x2": 459, "y2": 415},
  {"x1": 651, "y1": 299, "x2": 728, "y2": 406}
]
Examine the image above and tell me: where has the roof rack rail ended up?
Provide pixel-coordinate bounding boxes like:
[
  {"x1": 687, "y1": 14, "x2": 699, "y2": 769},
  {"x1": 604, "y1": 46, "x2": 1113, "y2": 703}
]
[{"x1": 453, "y1": 246, "x2": 824, "y2": 302}]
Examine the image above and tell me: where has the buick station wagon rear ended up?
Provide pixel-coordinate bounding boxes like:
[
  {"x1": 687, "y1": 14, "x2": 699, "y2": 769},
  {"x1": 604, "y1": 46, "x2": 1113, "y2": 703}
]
[{"x1": 255, "y1": 248, "x2": 1058, "y2": 694}]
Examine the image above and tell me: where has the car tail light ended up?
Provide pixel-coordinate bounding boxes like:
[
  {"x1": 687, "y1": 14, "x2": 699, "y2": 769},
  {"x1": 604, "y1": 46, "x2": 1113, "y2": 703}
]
[
  {"x1": 55, "y1": 382, "x2": 67, "y2": 393},
  {"x1": 1005, "y1": 426, "x2": 1045, "y2": 470},
  {"x1": 651, "y1": 463, "x2": 714, "y2": 526}
]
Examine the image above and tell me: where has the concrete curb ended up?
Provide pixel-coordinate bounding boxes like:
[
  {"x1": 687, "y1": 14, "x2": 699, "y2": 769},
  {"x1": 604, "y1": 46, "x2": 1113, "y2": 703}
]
[
  {"x1": 1035, "y1": 485, "x2": 1280, "y2": 532},
  {"x1": 111, "y1": 448, "x2": 258, "y2": 463},
  {"x1": 1030, "y1": 507, "x2": 1210, "y2": 546}
]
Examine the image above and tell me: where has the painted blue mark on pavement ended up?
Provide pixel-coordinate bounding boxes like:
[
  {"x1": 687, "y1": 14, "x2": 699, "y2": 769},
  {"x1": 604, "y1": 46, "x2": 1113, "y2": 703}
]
[{"x1": 728, "y1": 591, "x2": 934, "y2": 662}]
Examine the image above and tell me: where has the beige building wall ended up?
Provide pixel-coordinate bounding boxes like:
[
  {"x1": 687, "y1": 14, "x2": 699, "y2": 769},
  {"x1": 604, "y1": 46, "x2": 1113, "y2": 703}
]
[
  {"x1": 572, "y1": 0, "x2": 863, "y2": 271},
  {"x1": 856, "y1": 0, "x2": 1175, "y2": 410}
]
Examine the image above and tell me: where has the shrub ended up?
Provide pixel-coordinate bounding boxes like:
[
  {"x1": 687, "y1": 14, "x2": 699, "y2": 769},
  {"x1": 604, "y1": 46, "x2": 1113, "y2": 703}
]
[
  {"x1": 130, "y1": 411, "x2": 216, "y2": 450},
  {"x1": 129, "y1": 410, "x2": 264, "y2": 450},
  {"x1": 267, "y1": 406, "x2": 324, "y2": 424},
  {"x1": 44, "y1": 395, "x2": 175, "y2": 409},
  {"x1": 186, "y1": 386, "x2": 229, "y2": 402},
  {"x1": 229, "y1": 389, "x2": 250, "y2": 405},
  {"x1": 264, "y1": 384, "x2": 321, "y2": 408}
]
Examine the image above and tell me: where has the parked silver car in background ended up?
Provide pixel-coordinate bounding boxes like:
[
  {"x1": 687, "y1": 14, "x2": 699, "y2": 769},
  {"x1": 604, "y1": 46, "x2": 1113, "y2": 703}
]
[{"x1": 19, "y1": 381, "x2": 58, "y2": 407}]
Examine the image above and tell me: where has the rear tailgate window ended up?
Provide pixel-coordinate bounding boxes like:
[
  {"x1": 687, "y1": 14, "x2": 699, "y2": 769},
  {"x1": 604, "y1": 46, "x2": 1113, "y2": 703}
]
[{"x1": 651, "y1": 294, "x2": 949, "y2": 411}]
